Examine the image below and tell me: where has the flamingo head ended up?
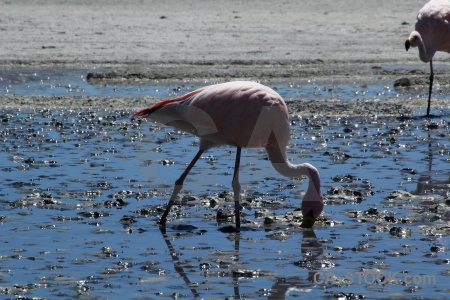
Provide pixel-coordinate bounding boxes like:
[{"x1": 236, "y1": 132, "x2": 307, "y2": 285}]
[
  {"x1": 405, "y1": 31, "x2": 421, "y2": 51},
  {"x1": 300, "y1": 190, "x2": 324, "y2": 228}
]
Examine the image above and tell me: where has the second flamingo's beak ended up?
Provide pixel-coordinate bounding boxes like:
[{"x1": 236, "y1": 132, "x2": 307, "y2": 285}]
[
  {"x1": 300, "y1": 210, "x2": 317, "y2": 228},
  {"x1": 405, "y1": 39, "x2": 411, "y2": 51}
]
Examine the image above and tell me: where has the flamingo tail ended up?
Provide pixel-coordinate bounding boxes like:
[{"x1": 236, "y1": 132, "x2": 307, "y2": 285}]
[
  {"x1": 132, "y1": 99, "x2": 179, "y2": 118},
  {"x1": 131, "y1": 88, "x2": 205, "y2": 119}
]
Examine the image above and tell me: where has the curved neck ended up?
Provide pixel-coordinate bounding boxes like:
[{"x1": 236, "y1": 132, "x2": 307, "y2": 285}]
[
  {"x1": 266, "y1": 146, "x2": 323, "y2": 218},
  {"x1": 416, "y1": 35, "x2": 433, "y2": 63}
]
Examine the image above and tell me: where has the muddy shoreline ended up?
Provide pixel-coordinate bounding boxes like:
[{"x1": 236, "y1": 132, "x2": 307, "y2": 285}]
[
  {"x1": 1, "y1": 59, "x2": 448, "y2": 116},
  {"x1": 0, "y1": 61, "x2": 450, "y2": 117},
  {"x1": 0, "y1": 58, "x2": 440, "y2": 84}
]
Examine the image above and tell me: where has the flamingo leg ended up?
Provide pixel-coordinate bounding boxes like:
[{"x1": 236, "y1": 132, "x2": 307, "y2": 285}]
[
  {"x1": 158, "y1": 149, "x2": 204, "y2": 226},
  {"x1": 232, "y1": 147, "x2": 242, "y2": 229},
  {"x1": 427, "y1": 60, "x2": 434, "y2": 117}
]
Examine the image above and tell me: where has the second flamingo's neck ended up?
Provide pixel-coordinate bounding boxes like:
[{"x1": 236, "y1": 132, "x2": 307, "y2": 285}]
[{"x1": 416, "y1": 34, "x2": 433, "y2": 63}]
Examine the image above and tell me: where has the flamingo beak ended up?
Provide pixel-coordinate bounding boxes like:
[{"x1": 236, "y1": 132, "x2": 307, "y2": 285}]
[
  {"x1": 405, "y1": 38, "x2": 411, "y2": 51},
  {"x1": 300, "y1": 210, "x2": 317, "y2": 228}
]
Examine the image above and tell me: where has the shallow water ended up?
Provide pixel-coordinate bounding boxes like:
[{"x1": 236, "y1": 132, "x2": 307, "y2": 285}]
[
  {"x1": 0, "y1": 70, "x2": 450, "y2": 299},
  {"x1": 3, "y1": 68, "x2": 450, "y2": 104}
]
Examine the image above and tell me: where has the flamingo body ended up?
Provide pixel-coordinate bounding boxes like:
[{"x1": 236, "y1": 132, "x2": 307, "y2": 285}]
[
  {"x1": 405, "y1": 0, "x2": 450, "y2": 116},
  {"x1": 133, "y1": 81, "x2": 290, "y2": 150},
  {"x1": 132, "y1": 81, "x2": 324, "y2": 229}
]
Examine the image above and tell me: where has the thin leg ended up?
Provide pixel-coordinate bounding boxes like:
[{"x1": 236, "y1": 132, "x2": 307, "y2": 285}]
[
  {"x1": 232, "y1": 147, "x2": 242, "y2": 229},
  {"x1": 158, "y1": 149, "x2": 204, "y2": 226},
  {"x1": 427, "y1": 60, "x2": 434, "y2": 117}
]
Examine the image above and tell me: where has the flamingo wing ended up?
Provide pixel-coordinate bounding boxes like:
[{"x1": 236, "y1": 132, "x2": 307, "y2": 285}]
[{"x1": 132, "y1": 81, "x2": 290, "y2": 149}]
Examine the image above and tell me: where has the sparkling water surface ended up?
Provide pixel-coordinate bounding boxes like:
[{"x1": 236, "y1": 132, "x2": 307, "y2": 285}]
[{"x1": 0, "y1": 69, "x2": 449, "y2": 299}]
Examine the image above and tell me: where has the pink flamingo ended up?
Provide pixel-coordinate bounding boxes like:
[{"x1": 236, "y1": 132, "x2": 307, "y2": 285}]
[
  {"x1": 132, "y1": 81, "x2": 324, "y2": 229},
  {"x1": 405, "y1": 0, "x2": 450, "y2": 117}
]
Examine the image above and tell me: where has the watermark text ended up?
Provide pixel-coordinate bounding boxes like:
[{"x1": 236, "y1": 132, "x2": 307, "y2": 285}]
[{"x1": 313, "y1": 270, "x2": 436, "y2": 285}]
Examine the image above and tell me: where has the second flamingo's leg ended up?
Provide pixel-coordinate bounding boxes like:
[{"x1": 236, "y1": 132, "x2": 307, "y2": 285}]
[
  {"x1": 427, "y1": 60, "x2": 434, "y2": 117},
  {"x1": 159, "y1": 149, "x2": 204, "y2": 226},
  {"x1": 232, "y1": 147, "x2": 242, "y2": 229}
]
